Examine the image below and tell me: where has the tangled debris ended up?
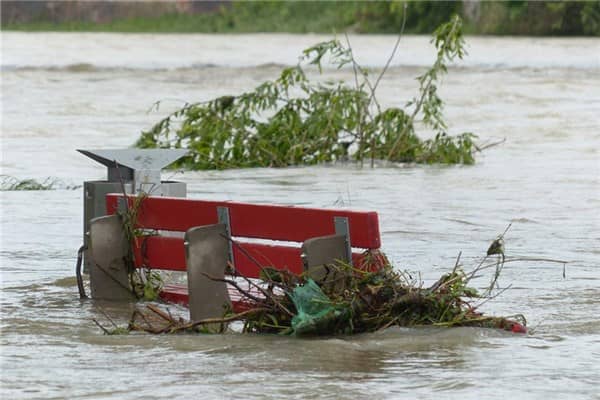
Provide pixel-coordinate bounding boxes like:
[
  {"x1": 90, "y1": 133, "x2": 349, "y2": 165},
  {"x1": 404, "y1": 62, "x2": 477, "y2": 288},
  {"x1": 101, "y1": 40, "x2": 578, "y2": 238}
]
[
  {"x1": 94, "y1": 225, "x2": 557, "y2": 337},
  {"x1": 128, "y1": 259, "x2": 527, "y2": 336}
]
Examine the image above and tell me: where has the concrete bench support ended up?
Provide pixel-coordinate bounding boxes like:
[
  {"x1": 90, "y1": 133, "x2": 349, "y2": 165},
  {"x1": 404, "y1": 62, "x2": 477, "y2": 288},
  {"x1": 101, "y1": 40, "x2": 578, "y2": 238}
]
[
  {"x1": 88, "y1": 215, "x2": 134, "y2": 301},
  {"x1": 185, "y1": 224, "x2": 232, "y2": 323}
]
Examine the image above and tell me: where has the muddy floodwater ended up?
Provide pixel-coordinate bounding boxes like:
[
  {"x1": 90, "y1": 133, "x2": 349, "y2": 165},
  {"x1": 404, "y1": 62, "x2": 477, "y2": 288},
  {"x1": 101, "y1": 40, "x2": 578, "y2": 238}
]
[{"x1": 1, "y1": 33, "x2": 599, "y2": 399}]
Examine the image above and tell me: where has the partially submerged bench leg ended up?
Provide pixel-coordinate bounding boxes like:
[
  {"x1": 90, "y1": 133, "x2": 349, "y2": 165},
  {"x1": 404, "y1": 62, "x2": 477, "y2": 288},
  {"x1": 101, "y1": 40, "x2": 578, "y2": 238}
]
[
  {"x1": 301, "y1": 234, "x2": 350, "y2": 293},
  {"x1": 88, "y1": 215, "x2": 135, "y2": 301},
  {"x1": 185, "y1": 224, "x2": 232, "y2": 325}
]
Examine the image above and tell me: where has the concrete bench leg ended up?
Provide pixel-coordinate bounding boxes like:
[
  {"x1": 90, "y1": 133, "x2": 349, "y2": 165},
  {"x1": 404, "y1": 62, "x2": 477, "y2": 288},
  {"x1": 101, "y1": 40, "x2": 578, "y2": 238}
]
[
  {"x1": 88, "y1": 215, "x2": 135, "y2": 301},
  {"x1": 185, "y1": 224, "x2": 232, "y2": 326},
  {"x1": 301, "y1": 234, "x2": 350, "y2": 293}
]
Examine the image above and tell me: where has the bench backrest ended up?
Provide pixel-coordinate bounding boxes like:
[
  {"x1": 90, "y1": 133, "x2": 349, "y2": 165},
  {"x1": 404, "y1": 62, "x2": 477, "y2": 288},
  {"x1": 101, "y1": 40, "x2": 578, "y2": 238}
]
[{"x1": 106, "y1": 194, "x2": 381, "y2": 278}]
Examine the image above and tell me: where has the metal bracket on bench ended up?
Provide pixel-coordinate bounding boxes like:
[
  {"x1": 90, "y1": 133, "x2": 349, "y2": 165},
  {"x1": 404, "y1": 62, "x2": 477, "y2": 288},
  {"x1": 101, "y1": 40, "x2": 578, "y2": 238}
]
[
  {"x1": 217, "y1": 206, "x2": 234, "y2": 264},
  {"x1": 334, "y1": 216, "x2": 353, "y2": 267},
  {"x1": 117, "y1": 196, "x2": 128, "y2": 214},
  {"x1": 299, "y1": 216, "x2": 353, "y2": 293},
  {"x1": 301, "y1": 234, "x2": 350, "y2": 293},
  {"x1": 300, "y1": 216, "x2": 353, "y2": 271}
]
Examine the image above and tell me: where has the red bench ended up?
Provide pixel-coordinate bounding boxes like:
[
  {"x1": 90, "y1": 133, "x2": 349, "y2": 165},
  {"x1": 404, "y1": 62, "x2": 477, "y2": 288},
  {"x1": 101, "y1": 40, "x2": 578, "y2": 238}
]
[{"x1": 99, "y1": 194, "x2": 385, "y2": 318}]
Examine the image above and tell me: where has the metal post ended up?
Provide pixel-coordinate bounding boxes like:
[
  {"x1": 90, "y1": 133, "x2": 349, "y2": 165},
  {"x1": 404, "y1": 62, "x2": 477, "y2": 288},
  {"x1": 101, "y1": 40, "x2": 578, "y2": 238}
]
[
  {"x1": 217, "y1": 206, "x2": 234, "y2": 263},
  {"x1": 334, "y1": 216, "x2": 353, "y2": 266}
]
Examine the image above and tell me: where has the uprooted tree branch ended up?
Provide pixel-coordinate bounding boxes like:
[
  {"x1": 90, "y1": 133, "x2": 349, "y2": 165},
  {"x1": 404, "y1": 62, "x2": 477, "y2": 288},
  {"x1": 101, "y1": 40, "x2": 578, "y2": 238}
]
[{"x1": 136, "y1": 14, "x2": 479, "y2": 170}]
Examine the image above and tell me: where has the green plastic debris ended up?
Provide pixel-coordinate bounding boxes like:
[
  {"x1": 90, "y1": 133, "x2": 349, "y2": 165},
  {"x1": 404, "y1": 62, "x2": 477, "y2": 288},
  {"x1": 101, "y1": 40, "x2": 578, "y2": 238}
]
[{"x1": 288, "y1": 278, "x2": 349, "y2": 336}]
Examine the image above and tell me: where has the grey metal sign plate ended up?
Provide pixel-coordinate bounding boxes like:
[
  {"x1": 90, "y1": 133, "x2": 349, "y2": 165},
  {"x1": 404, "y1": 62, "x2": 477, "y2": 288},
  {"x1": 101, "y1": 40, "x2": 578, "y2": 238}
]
[{"x1": 78, "y1": 149, "x2": 188, "y2": 172}]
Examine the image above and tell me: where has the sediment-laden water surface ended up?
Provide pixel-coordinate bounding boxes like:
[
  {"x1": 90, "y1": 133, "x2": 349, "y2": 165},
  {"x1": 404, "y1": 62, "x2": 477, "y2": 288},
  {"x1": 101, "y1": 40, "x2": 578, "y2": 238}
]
[{"x1": 1, "y1": 33, "x2": 599, "y2": 399}]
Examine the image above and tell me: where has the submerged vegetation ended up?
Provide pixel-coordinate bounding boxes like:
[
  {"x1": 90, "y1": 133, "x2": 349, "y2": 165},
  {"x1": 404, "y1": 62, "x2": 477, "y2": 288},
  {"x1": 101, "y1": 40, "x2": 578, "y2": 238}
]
[
  {"x1": 0, "y1": 175, "x2": 79, "y2": 191},
  {"x1": 137, "y1": 14, "x2": 477, "y2": 169}
]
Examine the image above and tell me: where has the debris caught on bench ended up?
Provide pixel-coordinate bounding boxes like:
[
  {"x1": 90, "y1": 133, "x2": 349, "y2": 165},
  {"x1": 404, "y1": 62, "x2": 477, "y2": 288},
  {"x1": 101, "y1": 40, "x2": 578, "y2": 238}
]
[{"x1": 97, "y1": 245, "x2": 535, "y2": 337}]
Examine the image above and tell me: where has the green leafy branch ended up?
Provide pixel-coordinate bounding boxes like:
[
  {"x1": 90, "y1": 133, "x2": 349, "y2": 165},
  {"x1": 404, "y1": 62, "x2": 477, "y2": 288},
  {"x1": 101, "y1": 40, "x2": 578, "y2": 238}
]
[{"x1": 136, "y1": 13, "x2": 477, "y2": 169}]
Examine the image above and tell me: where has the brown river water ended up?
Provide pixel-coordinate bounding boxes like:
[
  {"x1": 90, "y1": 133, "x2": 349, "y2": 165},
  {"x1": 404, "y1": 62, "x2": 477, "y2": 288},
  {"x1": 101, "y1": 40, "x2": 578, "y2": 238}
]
[{"x1": 1, "y1": 33, "x2": 599, "y2": 399}]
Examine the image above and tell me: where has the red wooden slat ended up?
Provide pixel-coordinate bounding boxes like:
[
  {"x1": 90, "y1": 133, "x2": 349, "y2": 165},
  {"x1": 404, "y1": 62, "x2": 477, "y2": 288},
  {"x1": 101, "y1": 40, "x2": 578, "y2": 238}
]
[
  {"x1": 160, "y1": 284, "x2": 189, "y2": 306},
  {"x1": 160, "y1": 284, "x2": 255, "y2": 313},
  {"x1": 106, "y1": 194, "x2": 381, "y2": 249},
  {"x1": 132, "y1": 236, "x2": 385, "y2": 277},
  {"x1": 227, "y1": 202, "x2": 380, "y2": 249},
  {"x1": 232, "y1": 242, "x2": 303, "y2": 277},
  {"x1": 133, "y1": 236, "x2": 186, "y2": 271},
  {"x1": 106, "y1": 194, "x2": 220, "y2": 232},
  {"x1": 132, "y1": 236, "x2": 303, "y2": 274}
]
